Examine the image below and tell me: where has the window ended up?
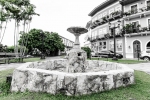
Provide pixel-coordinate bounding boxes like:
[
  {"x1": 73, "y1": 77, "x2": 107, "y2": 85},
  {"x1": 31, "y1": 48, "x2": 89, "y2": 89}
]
[
  {"x1": 99, "y1": 29, "x2": 102, "y2": 34},
  {"x1": 103, "y1": 28, "x2": 107, "y2": 34},
  {"x1": 116, "y1": 40, "x2": 122, "y2": 51},
  {"x1": 93, "y1": 31, "x2": 96, "y2": 39},
  {"x1": 148, "y1": 19, "x2": 150, "y2": 28},
  {"x1": 103, "y1": 12, "x2": 107, "y2": 17},
  {"x1": 147, "y1": 0, "x2": 150, "y2": 7},
  {"x1": 146, "y1": 42, "x2": 150, "y2": 51},
  {"x1": 99, "y1": 42, "x2": 102, "y2": 45},
  {"x1": 91, "y1": 32, "x2": 94, "y2": 39},
  {"x1": 98, "y1": 14, "x2": 102, "y2": 19},
  {"x1": 132, "y1": 21, "x2": 139, "y2": 29},
  {"x1": 109, "y1": 41, "x2": 114, "y2": 51},
  {"x1": 98, "y1": 42, "x2": 102, "y2": 51},
  {"x1": 131, "y1": 4, "x2": 138, "y2": 14},
  {"x1": 98, "y1": 41, "x2": 107, "y2": 50},
  {"x1": 109, "y1": 9, "x2": 114, "y2": 14},
  {"x1": 115, "y1": 6, "x2": 121, "y2": 11},
  {"x1": 95, "y1": 31, "x2": 98, "y2": 37},
  {"x1": 99, "y1": 29, "x2": 102, "y2": 37},
  {"x1": 115, "y1": 28, "x2": 119, "y2": 35},
  {"x1": 102, "y1": 41, "x2": 107, "y2": 50}
]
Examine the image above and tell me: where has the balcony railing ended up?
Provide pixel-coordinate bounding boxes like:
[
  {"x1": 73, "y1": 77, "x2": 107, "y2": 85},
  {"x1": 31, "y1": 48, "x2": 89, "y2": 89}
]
[
  {"x1": 109, "y1": 11, "x2": 122, "y2": 21},
  {"x1": 123, "y1": 6, "x2": 150, "y2": 20},
  {"x1": 121, "y1": 24, "x2": 150, "y2": 35},
  {"x1": 90, "y1": 11, "x2": 123, "y2": 29}
]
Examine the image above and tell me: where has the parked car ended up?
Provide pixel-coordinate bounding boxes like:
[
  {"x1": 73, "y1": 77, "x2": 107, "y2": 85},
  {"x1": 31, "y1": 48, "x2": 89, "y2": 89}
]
[
  {"x1": 140, "y1": 50, "x2": 150, "y2": 61},
  {"x1": 98, "y1": 50, "x2": 123, "y2": 59},
  {"x1": 25, "y1": 55, "x2": 34, "y2": 58},
  {"x1": 91, "y1": 51, "x2": 96, "y2": 57}
]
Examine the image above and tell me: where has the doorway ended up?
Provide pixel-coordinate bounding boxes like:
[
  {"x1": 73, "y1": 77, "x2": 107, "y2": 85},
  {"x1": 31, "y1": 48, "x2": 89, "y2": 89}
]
[{"x1": 133, "y1": 40, "x2": 141, "y2": 58}]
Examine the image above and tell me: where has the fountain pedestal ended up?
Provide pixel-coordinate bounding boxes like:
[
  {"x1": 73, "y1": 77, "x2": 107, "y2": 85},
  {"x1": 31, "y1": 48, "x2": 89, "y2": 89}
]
[
  {"x1": 66, "y1": 27, "x2": 88, "y2": 73},
  {"x1": 66, "y1": 49, "x2": 87, "y2": 73}
]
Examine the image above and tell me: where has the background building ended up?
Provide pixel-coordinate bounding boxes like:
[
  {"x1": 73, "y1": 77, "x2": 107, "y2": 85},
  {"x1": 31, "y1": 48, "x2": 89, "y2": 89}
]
[
  {"x1": 86, "y1": 0, "x2": 150, "y2": 58},
  {"x1": 59, "y1": 35, "x2": 74, "y2": 54}
]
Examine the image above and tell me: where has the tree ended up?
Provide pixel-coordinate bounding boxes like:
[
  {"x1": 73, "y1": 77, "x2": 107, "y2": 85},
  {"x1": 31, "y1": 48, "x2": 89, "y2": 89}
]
[
  {"x1": 81, "y1": 47, "x2": 91, "y2": 58},
  {"x1": 18, "y1": 29, "x2": 65, "y2": 56},
  {"x1": 0, "y1": 0, "x2": 39, "y2": 57}
]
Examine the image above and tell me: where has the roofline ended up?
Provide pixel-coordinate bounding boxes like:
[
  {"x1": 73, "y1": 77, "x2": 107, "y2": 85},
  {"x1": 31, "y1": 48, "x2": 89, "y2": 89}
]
[
  {"x1": 88, "y1": 0, "x2": 141, "y2": 17},
  {"x1": 88, "y1": 0, "x2": 118, "y2": 17}
]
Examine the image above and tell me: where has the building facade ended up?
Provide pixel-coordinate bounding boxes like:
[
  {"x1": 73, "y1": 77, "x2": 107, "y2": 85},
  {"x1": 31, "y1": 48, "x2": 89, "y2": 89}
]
[
  {"x1": 59, "y1": 36, "x2": 74, "y2": 54},
  {"x1": 87, "y1": 0, "x2": 150, "y2": 58}
]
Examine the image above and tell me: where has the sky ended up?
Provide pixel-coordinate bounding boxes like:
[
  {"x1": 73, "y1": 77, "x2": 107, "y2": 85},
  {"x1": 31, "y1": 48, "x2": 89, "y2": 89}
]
[{"x1": 1, "y1": 0, "x2": 104, "y2": 46}]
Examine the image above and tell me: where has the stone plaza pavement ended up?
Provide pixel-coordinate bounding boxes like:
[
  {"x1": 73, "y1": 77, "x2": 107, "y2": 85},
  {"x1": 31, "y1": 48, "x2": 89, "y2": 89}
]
[
  {"x1": 124, "y1": 63, "x2": 150, "y2": 75},
  {"x1": 0, "y1": 57, "x2": 150, "y2": 75}
]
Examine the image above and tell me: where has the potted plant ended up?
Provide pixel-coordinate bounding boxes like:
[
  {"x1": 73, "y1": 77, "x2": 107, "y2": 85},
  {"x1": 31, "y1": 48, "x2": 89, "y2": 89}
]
[
  {"x1": 136, "y1": 24, "x2": 141, "y2": 32},
  {"x1": 106, "y1": 15, "x2": 109, "y2": 19},
  {"x1": 124, "y1": 24, "x2": 133, "y2": 34},
  {"x1": 142, "y1": 27, "x2": 148, "y2": 32},
  {"x1": 123, "y1": 11, "x2": 131, "y2": 16}
]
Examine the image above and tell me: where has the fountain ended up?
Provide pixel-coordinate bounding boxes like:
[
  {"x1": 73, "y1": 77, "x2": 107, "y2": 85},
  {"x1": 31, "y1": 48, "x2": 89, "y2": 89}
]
[
  {"x1": 66, "y1": 27, "x2": 88, "y2": 73},
  {"x1": 11, "y1": 27, "x2": 134, "y2": 96}
]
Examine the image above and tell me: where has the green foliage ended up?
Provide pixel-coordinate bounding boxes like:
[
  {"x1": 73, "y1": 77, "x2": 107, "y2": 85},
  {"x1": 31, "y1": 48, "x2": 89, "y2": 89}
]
[
  {"x1": 0, "y1": 0, "x2": 39, "y2": 22},
  {"x1": 0, "y1": 82, "x2": 11, "y2": 95},
  {"x1": 6, "y1": 46, "x2": 14, "y2": 52},
  {"x1": 81, "y1": 46, "x2": 91, "y2": 58},
  {"x1": 0, "y1": 0, "x2": 39, "y2": 47},
  {"x1": 18, "y1": 29, "x2": 65, "y2": 56},
  {"x1": 122, "y1": 23, "x2": 134, "y2": 34},
  {"x1": 5, "y1": 45, "x2": 28, "y2": 53}
]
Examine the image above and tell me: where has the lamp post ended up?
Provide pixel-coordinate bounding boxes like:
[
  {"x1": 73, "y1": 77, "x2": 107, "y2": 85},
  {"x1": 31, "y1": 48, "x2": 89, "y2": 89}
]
[
  {"x1": 40, "y1": 31, "x2": 45, "y2": 59},
  {"x1": 108, "y1": 20, "x2": 121, "y2": 61}
]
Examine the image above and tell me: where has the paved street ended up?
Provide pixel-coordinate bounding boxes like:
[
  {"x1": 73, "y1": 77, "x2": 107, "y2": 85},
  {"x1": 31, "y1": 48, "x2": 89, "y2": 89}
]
[
  {"x1": 124, "y1": 63, "x2": 150, "y2": 74},
  {"x1": 0, "y1": 57, "x2": 150, "y2": 75},
  {"x1": 0, "y1": 63, "x2": 24, "y2": 71}
]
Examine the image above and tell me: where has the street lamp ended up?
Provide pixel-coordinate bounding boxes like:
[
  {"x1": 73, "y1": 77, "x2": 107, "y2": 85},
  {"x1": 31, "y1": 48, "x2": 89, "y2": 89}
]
[
  {"x1": 108, "y1": 20, "x2": 121, "y2": 61},
  {"x1": 40, "y1": 31, "x2": 45, "y2": 59}
]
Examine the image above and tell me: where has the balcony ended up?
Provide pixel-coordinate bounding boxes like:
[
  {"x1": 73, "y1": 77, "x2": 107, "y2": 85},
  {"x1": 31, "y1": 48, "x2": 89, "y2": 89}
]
[
  {"x1": 123, "y1": 6, "x2": 150, "y2": 20},
  {"x1": 90, "y1": 11, "x2": 123, "y2": 29},
  {"x1": 108, "y1": 11, "x2": 122, "y2": 21},
  {"x1": 121, "y1": 24, "x2": 150, "y2": 37}
]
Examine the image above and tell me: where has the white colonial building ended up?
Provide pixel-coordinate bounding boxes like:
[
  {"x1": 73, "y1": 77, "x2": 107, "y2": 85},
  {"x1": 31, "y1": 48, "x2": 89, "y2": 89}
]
[
  {"x1": 60, "y1": 35, "x2": 74, "y2": 54},
  {"x1": 87, "y1": 0, "x2": 150, "y2": 58}
]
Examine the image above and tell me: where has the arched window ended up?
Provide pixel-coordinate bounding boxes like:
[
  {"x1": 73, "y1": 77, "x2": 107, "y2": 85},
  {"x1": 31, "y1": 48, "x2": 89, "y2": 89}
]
[{"x1": 146, "y1": 42, "x2": 150, "y2": 51}]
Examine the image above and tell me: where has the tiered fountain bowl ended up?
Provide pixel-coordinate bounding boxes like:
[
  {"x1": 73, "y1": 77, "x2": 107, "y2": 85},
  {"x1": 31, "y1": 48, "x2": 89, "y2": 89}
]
[{"x1": 11, "y1": 27, "x2": 134, "y2": 96}]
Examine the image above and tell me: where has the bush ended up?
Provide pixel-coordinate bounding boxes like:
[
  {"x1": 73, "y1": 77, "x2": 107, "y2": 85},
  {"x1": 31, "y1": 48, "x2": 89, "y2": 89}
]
[
  {"x1": 0, "y1": 82, "x2": 11, "y2": 95},
  {"x1": 81, "y1": 47, "x2": 91, "y2": 58}
]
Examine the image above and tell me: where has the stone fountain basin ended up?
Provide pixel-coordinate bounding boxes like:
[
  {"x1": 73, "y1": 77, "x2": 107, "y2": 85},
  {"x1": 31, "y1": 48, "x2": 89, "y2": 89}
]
[{"x1": 11, "y1": 59, "x2": 134, "y2": 96}]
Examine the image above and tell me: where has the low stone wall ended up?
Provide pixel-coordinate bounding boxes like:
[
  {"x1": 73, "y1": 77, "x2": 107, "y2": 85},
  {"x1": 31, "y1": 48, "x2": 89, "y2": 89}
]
[
  {"x1": 11, "y1": 59, "x2": 134, "y2": 96},
  {"x1": 27, "y1": 59, "x2": 125, "y2": 72}
]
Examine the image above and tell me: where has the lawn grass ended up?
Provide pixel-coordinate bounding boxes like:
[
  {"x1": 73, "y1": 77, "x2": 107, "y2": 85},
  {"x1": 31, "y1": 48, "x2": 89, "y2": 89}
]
[
  {"x1": 23, "y1": 57, "x2": 41, "y2": 62},
  {"x1": 0, "y1": 69, "x2": 150, "y2": 100},
  {"x1": 0, "y1": 57, "x2": 42, "y2": 64},
  {"x1": 0, "y1": 69, "x2": 14, "y2": 83},
  {"x1": 88, "y1": 58, "x2": 147, "y2": 64}
]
